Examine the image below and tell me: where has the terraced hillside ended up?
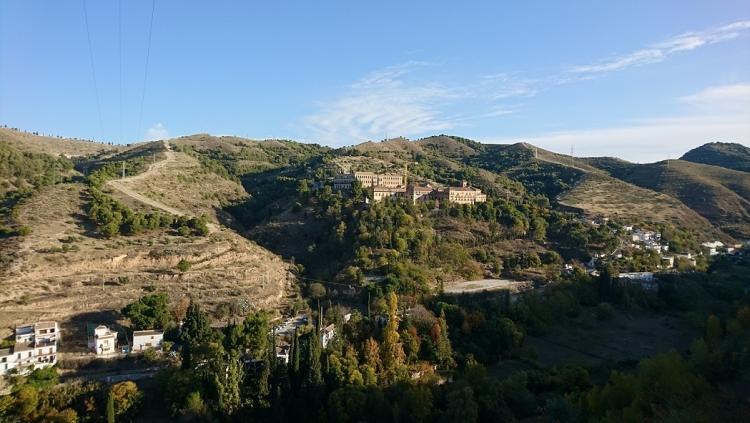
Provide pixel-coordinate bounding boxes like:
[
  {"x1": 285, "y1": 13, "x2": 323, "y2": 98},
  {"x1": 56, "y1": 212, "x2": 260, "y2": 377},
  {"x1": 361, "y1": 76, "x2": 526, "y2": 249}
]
[{"x1": 0, "y1": 136, "x2": 296, "y2": 338}]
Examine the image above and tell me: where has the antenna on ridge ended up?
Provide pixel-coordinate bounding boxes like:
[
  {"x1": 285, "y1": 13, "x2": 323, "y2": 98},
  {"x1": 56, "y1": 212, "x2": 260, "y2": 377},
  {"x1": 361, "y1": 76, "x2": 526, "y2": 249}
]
[{"x1": 570, "y1": 144, "x2": 574, "y2": 167}]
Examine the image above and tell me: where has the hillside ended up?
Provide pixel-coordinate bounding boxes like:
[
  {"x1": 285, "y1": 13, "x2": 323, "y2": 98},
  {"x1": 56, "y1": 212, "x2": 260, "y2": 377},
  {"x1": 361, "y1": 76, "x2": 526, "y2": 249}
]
[
  {"x1": 586, "y1": 157, "x2": 750, "y2": 239},
  {"x1": 681, "y1": 142, "x2": 750, "y2": 173},
  {"x1": 0, "y1": 141, "x2": 75, "y2": 196},
  {"x1": 0, "y1": 127, "x2": 120, "y2": 157},
  {"x1": 0, "y1": 137, "x2": 296, "y2": 335},
  {"x1": 383, "y1": 138, "x2": 720, "y2": 238}
]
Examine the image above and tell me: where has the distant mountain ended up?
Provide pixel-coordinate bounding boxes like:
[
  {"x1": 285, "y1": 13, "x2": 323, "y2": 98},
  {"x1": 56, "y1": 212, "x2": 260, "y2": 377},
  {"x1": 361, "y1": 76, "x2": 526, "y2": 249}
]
[{"x1": 681, "y1": 142, "x2": 750, "y2": 173}]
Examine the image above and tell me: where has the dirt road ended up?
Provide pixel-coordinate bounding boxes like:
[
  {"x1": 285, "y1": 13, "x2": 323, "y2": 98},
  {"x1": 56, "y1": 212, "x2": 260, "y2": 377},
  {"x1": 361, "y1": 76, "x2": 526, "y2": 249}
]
[
  {"x1": 443, "y1": 278, "x2": 531, "y2": 294},
  {"x1": 107, "y1": 141, "x2": 186, "y2": 217},
  {"x1": 106, "y1": 141, "x2": 220, "y2": 233}
]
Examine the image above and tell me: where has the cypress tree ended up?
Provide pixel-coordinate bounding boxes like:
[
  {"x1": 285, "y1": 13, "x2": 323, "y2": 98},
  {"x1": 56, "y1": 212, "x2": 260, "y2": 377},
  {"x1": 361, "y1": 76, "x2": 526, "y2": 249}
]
[
  {"x1": 106, "y1": 390, "x2": 115, "y2": 423},
  {"x1": 381, "y1": 292, "x2": 405, "y2": 383},
  {"x1": 289, "y1": 331, "x2": 301, "y2": 390},
  {"x1": 436, "y1": 310, "x2": 455, "y2": 368},
  {"x1": 305, "y1": 332, "x2": 322, "y2": 387}
]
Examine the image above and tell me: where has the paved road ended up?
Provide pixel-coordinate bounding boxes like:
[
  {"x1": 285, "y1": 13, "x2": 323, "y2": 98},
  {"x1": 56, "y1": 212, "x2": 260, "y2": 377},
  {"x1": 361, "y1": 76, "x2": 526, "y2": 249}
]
[
  {"x1": 272, "y1": 314, "x2": 309, "y2": 335},
  {"x1": 61, "y1": 366, "x2": 164, "y2": 383}
]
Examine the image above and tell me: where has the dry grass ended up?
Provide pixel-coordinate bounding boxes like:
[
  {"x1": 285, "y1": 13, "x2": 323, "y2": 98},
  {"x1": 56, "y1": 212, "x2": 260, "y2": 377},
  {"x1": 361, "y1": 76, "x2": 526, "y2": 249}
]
[
  {"x1": 108, "y1": 151, "x2": 248, "y2": 222},
  {"x1": 559, "y1": 173, "x2": 720, "y2": 234},
  {"x1": 0, "y1": 128, "x2": 122, "y2": 157},
  {"x1": 0, "y1": 177, "x2": 292, "y2": 338}
]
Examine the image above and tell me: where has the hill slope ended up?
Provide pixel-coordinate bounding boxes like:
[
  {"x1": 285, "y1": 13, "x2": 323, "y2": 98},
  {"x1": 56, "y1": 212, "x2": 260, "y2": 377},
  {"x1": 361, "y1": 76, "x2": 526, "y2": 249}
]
[
  {"x1": 586, "y1": 157, "x2": 750, "y2": 239},
  {"x1": 0, "y1": 127, "x2": 120, "y2": 157},
  {"x1": 681, "y1": 142, "x2": 750, "y2": 173},
  {"x1": 0, "y1": 137, "x2": 296, "y2": 333}
]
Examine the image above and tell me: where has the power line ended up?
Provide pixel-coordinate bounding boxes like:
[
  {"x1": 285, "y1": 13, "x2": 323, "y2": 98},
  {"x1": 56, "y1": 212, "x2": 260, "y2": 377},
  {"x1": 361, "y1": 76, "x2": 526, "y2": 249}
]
[
  {"x1": 118, "y1": 0, "x2": 123, "y2": 144},
  {"x1": 82, "y1": 0, "x2": 104, "y2": 141},
  {"x1": 137, "y1": 0, "x2": 157, "y2": 141}
]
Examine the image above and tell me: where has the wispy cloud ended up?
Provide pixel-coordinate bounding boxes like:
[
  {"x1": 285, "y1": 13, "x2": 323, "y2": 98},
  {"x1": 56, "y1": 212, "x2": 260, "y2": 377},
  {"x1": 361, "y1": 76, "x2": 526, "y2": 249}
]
[
  {"x1": 304, "y1": 21, "x2": 749, "y2": 146},
  {"x1": 304, "y1": 63, "x2": 460, "y2": 145},
  {"x1": 145, "y1": 122, "x2": 169, "y2": 141},
  {"x1": 570, "y1": 20, "x2": 750, "y2": 74}
]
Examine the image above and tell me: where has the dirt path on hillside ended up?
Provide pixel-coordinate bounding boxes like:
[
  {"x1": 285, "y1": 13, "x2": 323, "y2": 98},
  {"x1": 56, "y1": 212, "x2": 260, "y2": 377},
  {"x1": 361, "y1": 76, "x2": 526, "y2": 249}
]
[{"x1": 106, "y1": 141, "x2": 218, "y2": 232}]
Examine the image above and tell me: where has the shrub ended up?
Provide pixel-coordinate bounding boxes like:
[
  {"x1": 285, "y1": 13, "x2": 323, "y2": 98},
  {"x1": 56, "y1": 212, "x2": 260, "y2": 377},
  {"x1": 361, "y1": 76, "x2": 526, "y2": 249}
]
[
  {"x1": 595, "y1": 302, "x2": 615, "y2": 320},
  {"x1": 177, "y1": 259, "x2": 191, "y2": 273}
]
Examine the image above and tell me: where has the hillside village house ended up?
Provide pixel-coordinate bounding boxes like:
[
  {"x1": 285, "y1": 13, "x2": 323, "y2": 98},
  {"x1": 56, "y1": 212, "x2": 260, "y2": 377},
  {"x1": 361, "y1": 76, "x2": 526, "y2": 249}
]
[
  {"x1": 702, "y1": 241, "x2": 725, "y2": 256},
  {"x1": 132, "y1": 330, "x2": 164, "y2": 352},
  {"x1": 321, "y1": 324, "x2": 336, "y2": 349},
  {"x1": 88, "y1": 324, "x2": 118, "y2": 355},
  {"x1": 0, "y1": 321, "x2": 58, "y2": 375}
]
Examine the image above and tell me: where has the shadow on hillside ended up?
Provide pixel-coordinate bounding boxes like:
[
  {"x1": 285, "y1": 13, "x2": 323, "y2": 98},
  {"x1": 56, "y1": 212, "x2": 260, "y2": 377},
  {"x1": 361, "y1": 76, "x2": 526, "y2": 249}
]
[{"x1": 62, "y1": 310, "x2": 123, "y2": 353}]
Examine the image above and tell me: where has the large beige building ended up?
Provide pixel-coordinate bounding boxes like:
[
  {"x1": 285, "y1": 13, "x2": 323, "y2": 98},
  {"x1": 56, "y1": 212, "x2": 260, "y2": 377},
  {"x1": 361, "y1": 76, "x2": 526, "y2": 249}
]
[
  {"x1": 434, "y1": 182, "x2": 488, "y2": 205},
  {"x1": 333, "y1": 170, "x2": 486, "y2": 205},
  {"x1": 0, "y1": 321, "x2": 58, "y2": 375},
  {"x1": 334, "y1": 171, "x2": 405, "y2": 190}
]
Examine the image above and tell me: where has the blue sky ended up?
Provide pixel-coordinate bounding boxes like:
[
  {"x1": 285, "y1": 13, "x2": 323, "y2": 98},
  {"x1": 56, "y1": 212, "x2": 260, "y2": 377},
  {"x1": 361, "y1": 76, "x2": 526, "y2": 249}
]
[{"x1": 1, "y1": 1, "x2": 748, "y2": 162}]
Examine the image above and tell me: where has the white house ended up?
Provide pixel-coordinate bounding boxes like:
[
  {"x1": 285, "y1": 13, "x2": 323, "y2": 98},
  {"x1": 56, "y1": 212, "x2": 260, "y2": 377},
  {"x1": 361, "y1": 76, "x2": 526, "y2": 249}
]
[
  {"x1": 660, "y1": 256, "x2": 675, "y2": 269},
  {"x1": 321, "y1": 324, "x2": 336, "y2": 349},
  {"x1": 88, "y1": 325, "x2": 118, "y2": 355},
  {"x1": 275, "y1": 344, "x2": 290, "y2": 365},
  {"x1": 618, "y1": 272, "x2": 658, "y2": 291},
  {"x1": 132, "y1": 330, "x2": 164, "y2": 352},
  {"x1": 1, "y1": 321, "x2": 58, "y2": 375}
]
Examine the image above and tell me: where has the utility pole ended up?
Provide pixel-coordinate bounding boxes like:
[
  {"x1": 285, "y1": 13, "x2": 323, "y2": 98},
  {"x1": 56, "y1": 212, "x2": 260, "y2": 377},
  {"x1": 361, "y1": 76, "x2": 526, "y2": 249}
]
[
  {"x1": 121, "y1": 161, "x2": 125, "y2": 179},
  {"x1": 570, "y1": 145, "x2": 574, "y2": 167}
]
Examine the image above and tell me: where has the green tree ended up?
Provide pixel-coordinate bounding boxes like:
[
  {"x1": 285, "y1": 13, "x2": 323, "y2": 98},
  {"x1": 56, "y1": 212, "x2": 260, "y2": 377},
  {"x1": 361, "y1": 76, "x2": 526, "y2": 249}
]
[
  {"x1": 209, "y1": 351, "x2": 244, "y2": 416},
  {"x1": 111, "y1": 381, "x2": 142, "y2": 419},
  {"x1": 304, "y1": 331, "x2": 323, "y2": 387},
  {"x1": 121, "y1": 293, "x2": 171, "y2": 330},
  {"x1": 180, "y1": 302, "x2": 214, "y2": 369},
  {"x1": 706, "y1": 314, "x2": 723, "y2": 344},
  {"x1": 106, "y1": 390, "x2": 115, "y2": 423},
  {"x1": 177, "y1": 259, "x2": 191, "y2": 272},
  {"x1": 381, "y1": 292, "x2": 405, "y2": 383},
  {"x1": 14, "y1": 385, "x2": 39, "y2": 420},
  {"x1": 434, "y1": 310, "x2": 455, "y2": 368}
]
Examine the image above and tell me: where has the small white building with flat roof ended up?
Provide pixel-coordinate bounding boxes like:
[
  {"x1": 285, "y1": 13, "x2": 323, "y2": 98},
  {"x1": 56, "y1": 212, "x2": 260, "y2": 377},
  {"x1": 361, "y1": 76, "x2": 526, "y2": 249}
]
[
  {"x1": 0, "y1": 321, "x2": 58, "y2": 375},
  {"x1": 132, "y1": 330, "x2": 163, "y2": 352}
]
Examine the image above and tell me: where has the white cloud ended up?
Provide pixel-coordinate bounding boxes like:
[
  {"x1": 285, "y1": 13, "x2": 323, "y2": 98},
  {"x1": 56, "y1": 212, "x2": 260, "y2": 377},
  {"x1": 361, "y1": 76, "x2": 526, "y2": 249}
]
[
  {"x1": 679, "y1": 83, "x2": 750, "y2": 111},
  {"x1": 304, "y1": 63, "x2": 460, "y2": 145},
  {"x1": 145, "y1": 122, "x2": 169, "y2": 141},
  {"x1": 570, "y1": 20, "x2": 750, "y2": 74},
  {"x1": 479, "y1": 73, "x2": 538, "y2": 99},
  {"x1": 488, "y1": 84, "x2": 750, "y2": 163},
  {"x1": 489, "y1": 116, "x2": 749, "y2": 163}
]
